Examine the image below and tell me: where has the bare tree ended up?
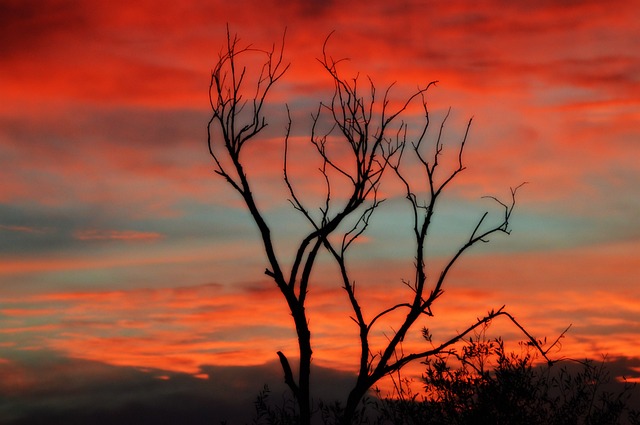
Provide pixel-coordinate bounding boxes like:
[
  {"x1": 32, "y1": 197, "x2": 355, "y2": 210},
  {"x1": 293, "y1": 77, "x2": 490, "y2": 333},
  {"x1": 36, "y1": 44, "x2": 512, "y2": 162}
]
[{"x1": 207, "y1": 28, "x2": 555, "y2": 425}]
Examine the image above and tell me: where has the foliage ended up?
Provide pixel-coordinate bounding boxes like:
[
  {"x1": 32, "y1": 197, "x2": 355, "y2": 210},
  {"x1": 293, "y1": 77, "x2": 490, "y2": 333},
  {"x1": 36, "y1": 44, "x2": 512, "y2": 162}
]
[
  {"x1": 241, "y1": 333, "x2": 638, "y2": 425},
  {"x1": 372, "y1": 331, "x2": 638, "y2": 425},
  {"x1": 247, "y1": 385, "x2": 299, "y2": 425}
]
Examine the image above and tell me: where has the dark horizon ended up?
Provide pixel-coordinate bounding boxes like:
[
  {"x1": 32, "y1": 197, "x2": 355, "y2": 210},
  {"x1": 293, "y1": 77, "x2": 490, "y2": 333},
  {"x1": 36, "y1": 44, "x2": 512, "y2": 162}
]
[{"x1": 2, "y1": 350, "x2": 639, "y2": 424}]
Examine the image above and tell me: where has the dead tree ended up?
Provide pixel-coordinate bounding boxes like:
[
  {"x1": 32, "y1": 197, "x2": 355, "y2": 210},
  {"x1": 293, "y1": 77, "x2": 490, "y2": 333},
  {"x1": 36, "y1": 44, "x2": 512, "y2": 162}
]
[{"x1": 207, "y1": 29, "x2": 556, "y2": 425}]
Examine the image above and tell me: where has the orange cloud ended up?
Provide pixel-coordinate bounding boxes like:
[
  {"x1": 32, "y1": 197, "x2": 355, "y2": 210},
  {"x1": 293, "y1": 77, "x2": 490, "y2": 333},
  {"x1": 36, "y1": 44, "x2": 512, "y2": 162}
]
[
  {"x1": 2, "y1": 235, "x2": 638, "y2": 380},
  {"x1": 0, "y1": 324, "x2": 59, "y2": 335},
  {"x1": 0, "y1": 224, "x2": 50, "y2": 233},
  {"x1": 0, "y1": 308, "x2": 58, "y2": 318}
]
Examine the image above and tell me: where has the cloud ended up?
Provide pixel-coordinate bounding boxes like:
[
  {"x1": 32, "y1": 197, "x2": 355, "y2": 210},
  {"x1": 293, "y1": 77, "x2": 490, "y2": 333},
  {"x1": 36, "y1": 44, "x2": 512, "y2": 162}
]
[
  {"x1": 0, "y1": 224, "x2": 50, "y2": 234},
  {"x1": 2, "y1": 0, "x2": 637, "y2": 216},
  {"x1": 0, "y1": 2, "x2": 638, "y2": 419},
  {"x1": 73, "y1": 229, "x2": 163, "y2": 242},
  {"x1": 0, "y1": 309, "x2": 58, "y2": 318},
  {"x1": 0, "y1": 348, "x2": 363, "y2": 425},
  {"x1": 0, "y1": 351, "x2": 259, "y2": 424},
  {"x1": 4, "y1": 235, "x2": 636, "y2": 376},
  {"x1": 0, "y1": 0, "x2": 92, "y2": 58},
  {"x1": 1, "y1": 239, "x2": 638, "y2": 419}
]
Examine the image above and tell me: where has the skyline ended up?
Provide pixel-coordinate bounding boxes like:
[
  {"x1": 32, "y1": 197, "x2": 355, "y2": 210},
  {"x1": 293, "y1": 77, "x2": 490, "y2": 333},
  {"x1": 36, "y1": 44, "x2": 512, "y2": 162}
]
[{"x1": 1, "y1": 0, "x2": 639, "y2": 422}]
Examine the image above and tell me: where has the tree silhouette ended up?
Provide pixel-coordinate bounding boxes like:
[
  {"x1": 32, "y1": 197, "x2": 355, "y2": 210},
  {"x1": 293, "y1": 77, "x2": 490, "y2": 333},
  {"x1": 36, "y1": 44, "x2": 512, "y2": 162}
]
[{"x1": 207, "y1": 28, "x2": 556, "y2": 425}]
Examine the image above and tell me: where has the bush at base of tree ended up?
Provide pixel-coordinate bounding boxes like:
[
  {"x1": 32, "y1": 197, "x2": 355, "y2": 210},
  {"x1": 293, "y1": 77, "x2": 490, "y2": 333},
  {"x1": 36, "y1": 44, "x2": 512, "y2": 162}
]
[
  {"x1": 374, "y1": 333, "x2": 638, "y2": 425},
  {"x1": 242, "y1": 334, "x2": 638, "y2": 425}
]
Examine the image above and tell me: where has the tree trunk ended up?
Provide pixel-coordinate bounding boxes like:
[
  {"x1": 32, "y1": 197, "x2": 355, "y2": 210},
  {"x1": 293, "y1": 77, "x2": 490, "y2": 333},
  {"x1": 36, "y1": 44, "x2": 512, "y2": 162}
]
[
  {"x1": 295, "y1": 308, "x2": 313, "y2": 425},
  {"x1": 341, "y1": 381, "x2": 369, "y2": 425},
  {"x1": 298, "y1": 332, "x2": 312, "y2": 425}
]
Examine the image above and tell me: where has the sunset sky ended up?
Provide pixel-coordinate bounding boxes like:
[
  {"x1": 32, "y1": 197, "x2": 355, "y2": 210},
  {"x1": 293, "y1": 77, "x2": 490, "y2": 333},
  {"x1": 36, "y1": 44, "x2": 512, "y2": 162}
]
[{"x1": 1, "y1": 0, "x2": 639, "y2": 423}]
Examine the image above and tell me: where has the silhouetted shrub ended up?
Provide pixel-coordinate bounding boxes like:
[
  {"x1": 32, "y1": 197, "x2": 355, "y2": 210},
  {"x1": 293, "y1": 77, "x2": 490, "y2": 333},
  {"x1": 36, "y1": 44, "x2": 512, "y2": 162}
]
[
  {"x1": 373, "y1": 333, "x2": 638, "y2": 425},
  {"x1": 243, "y1": 333, "x2": 638, "y2": 425},
  {"x1": 247, "y1": 385, "x2": 299, "y2": 425}
]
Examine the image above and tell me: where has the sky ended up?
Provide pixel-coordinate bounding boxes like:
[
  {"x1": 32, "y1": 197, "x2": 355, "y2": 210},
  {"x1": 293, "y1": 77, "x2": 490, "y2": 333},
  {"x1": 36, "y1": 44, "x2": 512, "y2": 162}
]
[{"x1": 1, "y1": 0, "x2": 639, "y2": 423}]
